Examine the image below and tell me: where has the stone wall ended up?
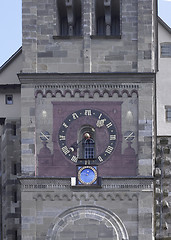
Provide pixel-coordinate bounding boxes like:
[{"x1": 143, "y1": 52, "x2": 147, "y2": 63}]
[
  {"x1": 0, "y1": 119, "x2": 21, "y2": 240},
  {"x1": 20, "y1": 1, "x2": 157, "y2": 240},
  {"x1": 155, "y1": 137, "x2": 171, "y2": 239},
  {"x1": 20, "y1": 177, "x2": 153, "y2": 240},
  {"x1": 22, "y1": 0, "x2": 156, "y2": 73},
  {"x1": 18, "y1": 73, "x2": 155, "y2": 177}
]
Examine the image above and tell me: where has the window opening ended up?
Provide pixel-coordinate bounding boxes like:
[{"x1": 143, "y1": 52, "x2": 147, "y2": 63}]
[
  {"x1": 3, "y1": 159, "x2": 5, "y2": 173},
  {"x1": 78, "y1": 126, "x2": 96, "y2": 159},
  {"x1": 11, "y1": 122, "x2": 17, "y2": 136},
  {"x1": 161, "y1": 43, "x2": 171, "y2": 58},
  {"x1": 0, "y1": 118, "x2": 5, "y2": 125},
  {"x1": 165, "y1": 106, "x2": 171, "y2": 122},
  {"x1": 57, "y1": 0, "x2": 81, "y2": 36},
  {"x1": 5, "y1": 95, "x2": 13, "y2": 105},
  {"x1": 14, "y1": 230, "x2": 18, "y2": 240},
  {"x1": 13, "y1": 190, "x2": 17, "y2": 203},
  {"x1": 95, "y1": 0, "x2": 120, "y2": 36},
  {"x1": 12, "y1": 163, "x2": 17, "y2": 175},
  {"x1": 83, "y1": 138, "x2": 95, "y2": 159}
]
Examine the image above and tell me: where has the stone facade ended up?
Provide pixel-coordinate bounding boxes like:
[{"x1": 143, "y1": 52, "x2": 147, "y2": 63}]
[
  {"x1": 20, "y1": 177, "x2": 153, "y2": 240},
  {"x1": 155, "y1": 137, "x2": 171, "y2": 239},
  {"x1": 156, "y1": 19, "x2": 171, "y2": 135},
  {"x1": 19, "y1": 0, "x2": 157, "y2": 239},
  {"x1": 22, "y1": 0, "x2": 157, "y2": 73},
  {"x1": 18, "y1": 73, "x2": 155, "y2": 178},
  {"x1": 0, "y1": 119, "x2": 21, "y2": 240},
  {"x1": 0, "y1": 49, "x2": 22, "y2": 240},
  {"x1": 0, "y1": 0, "x2": 161, "y2": 239},
  {"x1": 18, "y1": 71, "x2": 156, "y2": 240},
  {"x1": 155, "y1": 19, "x2": 171, "y2": 240}
]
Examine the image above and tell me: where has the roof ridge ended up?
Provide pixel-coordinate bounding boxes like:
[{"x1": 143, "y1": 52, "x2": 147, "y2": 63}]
[
  {"x1": 158, "y1": 16, "x2": 171, "y2": 33},
  {"x1": 0, "y1": 47, "x2": 22, "y2": 73}
]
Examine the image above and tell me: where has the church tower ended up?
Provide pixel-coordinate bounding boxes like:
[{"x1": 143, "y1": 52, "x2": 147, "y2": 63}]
[{"x1": 18, "y1": 0, "x2": 157, "y2": 239}]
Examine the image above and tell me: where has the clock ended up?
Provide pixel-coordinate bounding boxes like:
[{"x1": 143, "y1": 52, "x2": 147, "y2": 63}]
[
  {"x1": 77, "y1": 166, "x2": 98, "y2": 185},
  {"x1": 58, "y1": 109, "x2": 117, "y2": 164}
]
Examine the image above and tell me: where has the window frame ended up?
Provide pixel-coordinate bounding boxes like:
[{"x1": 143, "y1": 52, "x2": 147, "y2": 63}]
[
  {"x1": 83, "y1": 138, "x2": 95, "y2": 159},
  {"x1": 11, "y1": 122, "x2": 17, "y2": 136},
  {"x1": 78, "y1": 125, "x2": 96, "y2": 160},
  {"x1": 160, "y1": 42, "x2": 171, "y2": 58},
  {"x1": 165, "y1": 106, "x2": 171, "y2": 122},
  {"x1": 5, "y1": 94, "x2": 13, "y2": 105},
  {"x1": 95, "y1": 0, "x2": 121, "y2": 37},
  {"x1": 56, "y1": 0, "x2": 82, "y2": 37}
]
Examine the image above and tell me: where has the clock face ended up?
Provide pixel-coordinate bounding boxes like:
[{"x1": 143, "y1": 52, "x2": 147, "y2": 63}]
[
  {"x1": 78, "y1": 166, "x2": 97, "y2": 185},
  {"x1": 58, "y1": 109, "x2": 117, "y2": 164}
]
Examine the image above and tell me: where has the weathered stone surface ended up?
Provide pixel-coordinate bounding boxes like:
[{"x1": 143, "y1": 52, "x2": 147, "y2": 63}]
[{"x1": 22, "y1": 0, "x2": 156, "y2": 73}]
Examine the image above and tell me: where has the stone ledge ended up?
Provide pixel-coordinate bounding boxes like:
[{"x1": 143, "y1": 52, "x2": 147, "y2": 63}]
[
  {"x1": 18, "y1": 72, "x2": 156, "y2": 84},
  {"x1": 19, "y1": 176, "x2": 153, "y2": 192}
]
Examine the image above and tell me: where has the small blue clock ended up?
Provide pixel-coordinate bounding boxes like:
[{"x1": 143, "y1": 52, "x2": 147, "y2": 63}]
[{"x1": 78, "y1": 166, "x2": 97, "y2": 185}]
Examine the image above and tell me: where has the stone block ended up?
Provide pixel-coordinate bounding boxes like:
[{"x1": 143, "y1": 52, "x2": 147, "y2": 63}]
[
  {"x1": 38, "y1": 52, "x2": 53, "y2": 58},
  {"x1": 53, "y1": 50, "x2": 68, "y2": 58},
  {"x1": 144, "y1": 50, "x2": 151, "y2": 59},
  {"x1": 105, "y1": 53, "x2": 124, "y2": 61}
]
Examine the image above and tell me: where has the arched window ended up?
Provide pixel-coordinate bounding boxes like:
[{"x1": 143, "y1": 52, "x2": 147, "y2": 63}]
[
  {"x1": 95, "y1": 0, "x2": 120, "y2": 36},
  {"x1": 78, "y1": 125, "x2": 96, "y2": 159},
  {"x1": 83, "y1": 138, "x2": 95, "y2": 159},
  {"x1": 57, "y1": 0, "x2": 82, "y2": 36}
]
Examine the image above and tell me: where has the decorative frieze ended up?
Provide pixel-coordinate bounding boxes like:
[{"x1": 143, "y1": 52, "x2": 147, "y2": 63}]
[
  {"x1": 32, "y1": 192, "x2": 138, "y2": 201},
  {"x1": 20, "y1": 177, "x2": 153, "y2": 191},
  {"x1": 103, "y1": 179, "x2": 153, "y2": 190},
  {"x1": 35, "y1": 83, "x2": 139, "y2": 98}
]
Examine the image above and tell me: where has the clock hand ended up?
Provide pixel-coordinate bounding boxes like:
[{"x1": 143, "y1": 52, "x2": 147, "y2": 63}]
[
  {"x1": 69, "y1": 142, "x2": 77, "y2": 152},
  {"x1": 69, "y1": 132, "x2": 91, "y2": 152}
]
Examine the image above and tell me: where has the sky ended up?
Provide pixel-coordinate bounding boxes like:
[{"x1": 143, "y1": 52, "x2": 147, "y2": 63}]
[{"x1": 0, "y1": 0, "x2": 171, "y2": 67}]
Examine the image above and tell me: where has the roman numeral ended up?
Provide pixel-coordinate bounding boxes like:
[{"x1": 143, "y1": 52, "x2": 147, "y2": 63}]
[
  {"x1": 59, "y1": 135, "x2": 66, "y2": 141},
  {"x1": 63, "y1": 122, "x2": 68, "y2": 128},
  {"x1": 98, "y1": 156, "x2": 104, "y2": 162},
  {"x1": 110, "y1": 135, "x2": 116, "y2": 140},
  {"x1": 72, "y1": 113, "x2": 79, "y2": 119},
  {"x1": 106, "y1": 122, "x2": 112, "y2": 128},
  {"x1": 61, "y1": 146, "x2": 70, "y2": 155},
  {"x1": 105, "y1": 146, "x2": 113, "y2": 154},
  {"x1": 84, "y1": 110, "x2": 92, "y2": 116},
  {"x1": 71, "y1": 156, "x2": 78, "y2": 163}
]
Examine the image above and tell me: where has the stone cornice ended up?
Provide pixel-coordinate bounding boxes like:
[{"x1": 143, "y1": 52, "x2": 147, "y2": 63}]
[
  {"x1": 0, "y1": 84, "x2": 20, "y2": 89},
  {"x1": 18, "y1": 72, "x2": 155, "y2": 84},
  {"x1": 19, "y1": 176, "x2": 153, "y2": 192}
]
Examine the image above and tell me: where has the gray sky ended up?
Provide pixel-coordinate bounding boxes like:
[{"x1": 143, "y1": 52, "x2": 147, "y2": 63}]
[{"x1": 0, "y1": 0, "x2": 171, "y2": 66}]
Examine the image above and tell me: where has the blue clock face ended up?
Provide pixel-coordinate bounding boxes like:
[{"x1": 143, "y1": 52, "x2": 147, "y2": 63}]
[{"x1": 78, "y1": 166, "x2": 97, "y2": 185}]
